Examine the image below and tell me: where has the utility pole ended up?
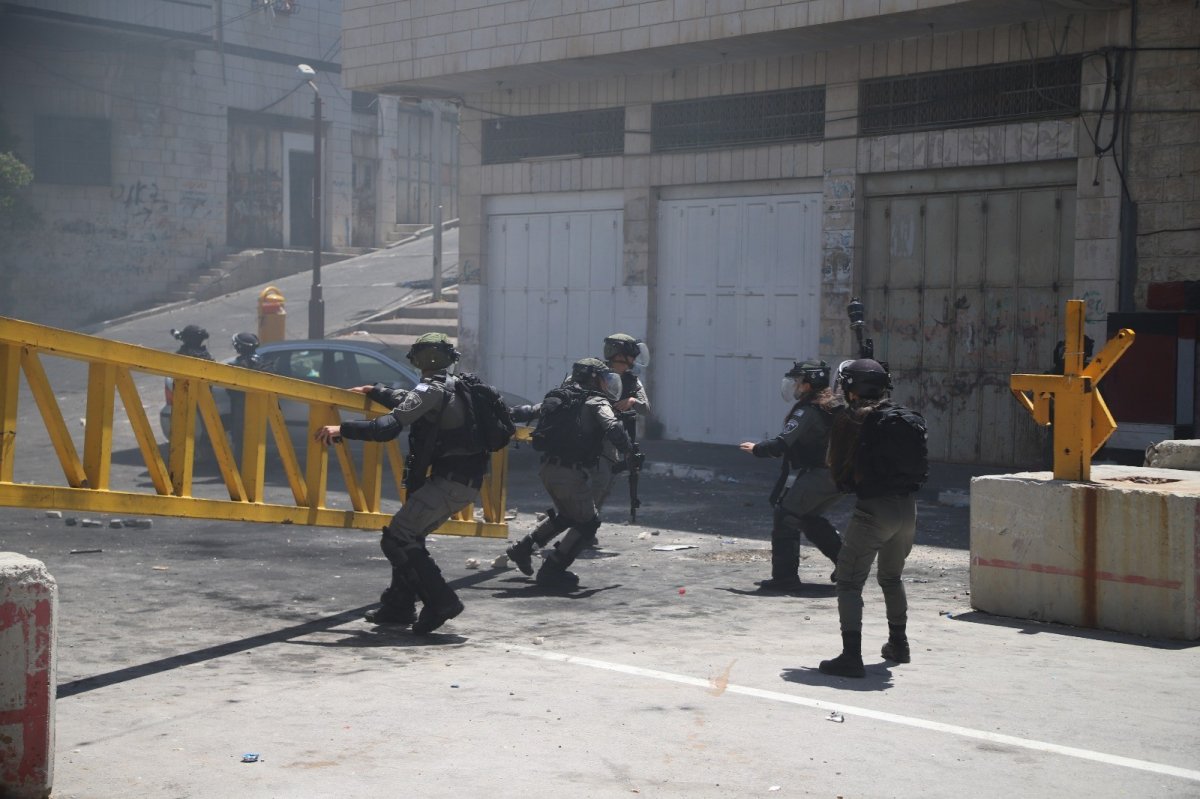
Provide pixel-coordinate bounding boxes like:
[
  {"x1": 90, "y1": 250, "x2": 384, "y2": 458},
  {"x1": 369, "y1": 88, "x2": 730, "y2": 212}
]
[
  {"x1": 298, "y1": 64, "x2": 324, "y2": 339},
  {"x1": 431, "y1": 100, "x2": 442, "y2": 302}
]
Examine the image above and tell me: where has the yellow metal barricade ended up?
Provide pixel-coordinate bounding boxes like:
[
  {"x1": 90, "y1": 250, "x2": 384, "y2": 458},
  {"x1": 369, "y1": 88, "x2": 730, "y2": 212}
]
[
  {"x1": 1010, "y1": 299, "x2": 1135, "y2": 481},
  {"x1": 0, "y1": 316, "x2": 515, "y2": 537}
]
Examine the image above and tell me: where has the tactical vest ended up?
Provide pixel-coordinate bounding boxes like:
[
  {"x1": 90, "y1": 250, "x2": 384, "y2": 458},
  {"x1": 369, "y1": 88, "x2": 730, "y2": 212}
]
[
  {"x1": 408, "y1": 375, "x2": 476, "y2": 458},
  {"x1": 784, "y1": 394, "x2": 840, "y2": 470},
  {"x1": 532, "y1": 383, "x2": 603, "y2": 465}
]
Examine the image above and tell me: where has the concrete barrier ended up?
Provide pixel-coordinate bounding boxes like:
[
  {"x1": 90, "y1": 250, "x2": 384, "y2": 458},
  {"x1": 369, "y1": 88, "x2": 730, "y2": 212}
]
[
  {"x1": 1145, "y1": 439, "x2": 1200, "y2": 471},
  {"x1": 0, "y1": 553, "x2": 57, "y2": 799},
  {"x1": 970, "y1": 465, "x2": 1200, "y2": 640}
]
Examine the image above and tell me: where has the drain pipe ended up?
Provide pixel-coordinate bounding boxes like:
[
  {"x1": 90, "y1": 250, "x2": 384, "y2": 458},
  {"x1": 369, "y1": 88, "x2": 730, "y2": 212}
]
[{"x1": 1117, "y1": 0, "x2": 1138, "y2": 313}]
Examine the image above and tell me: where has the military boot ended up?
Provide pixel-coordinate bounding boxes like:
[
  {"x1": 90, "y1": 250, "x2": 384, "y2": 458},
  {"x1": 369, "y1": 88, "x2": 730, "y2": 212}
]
[
  {"x1": 534, "y1": 526, "x2": 593, "y2": 590},
  {"x1": 756, "y1": 533, "x2": 803, "y2": 592},
  {"x1": 819, "y1": 631, "x2": 866, "y2": 678},
  {"x1": 407, "y1": 550, "x2": 464, "y2": 635},
  {"x1": 882, "y1": 623, "x2": 911, "y2": 663},
  {"x1": 535, "y1": 558, "x2": 580, "y2": 591},
  {"x1": 505, "y1": 535, "x2": 537, "y2": 576},
  {"x1": 364, "y1": 570, "x2": 417, "y2": 625}
]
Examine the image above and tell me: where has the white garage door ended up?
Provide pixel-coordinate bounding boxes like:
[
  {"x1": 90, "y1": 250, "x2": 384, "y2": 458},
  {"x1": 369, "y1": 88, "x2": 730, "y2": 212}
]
[
  {"x1": 483, "y1": 193, "x2": 632, "y2": 404},
  {"x1": 655, "y1": 193, "x2": 823, "y2": 444},
  {"x1": 862, "y1": 182, "x2": 1076, "y2": 466}
]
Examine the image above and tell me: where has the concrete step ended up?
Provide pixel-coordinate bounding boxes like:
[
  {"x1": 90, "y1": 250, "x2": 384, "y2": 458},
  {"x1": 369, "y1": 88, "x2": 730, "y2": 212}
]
[
  {"x1": 383, "y1": 223, "x2": 429, "y2": 243},
  {"x1": 359, "y1": 317, "x2": 458, "y2": 336},
  {"x1": 392, "y1": 301, "x2": 459, "y2": 319},
  {"x1": 391, "y1": 223, "x2": 427, "y2": 235}
]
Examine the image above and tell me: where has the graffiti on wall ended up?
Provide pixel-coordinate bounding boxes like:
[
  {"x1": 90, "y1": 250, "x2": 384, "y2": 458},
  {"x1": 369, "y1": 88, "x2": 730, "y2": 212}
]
[
  {"x1": 822, "y1": 229, "x2": 853, "y2": 286},
  {"x1": 111, "y1": 179, "x2": 170, "y2": 224},
  {"x1": 228, "y1": 168, "x2": 283, "y2": 247}
]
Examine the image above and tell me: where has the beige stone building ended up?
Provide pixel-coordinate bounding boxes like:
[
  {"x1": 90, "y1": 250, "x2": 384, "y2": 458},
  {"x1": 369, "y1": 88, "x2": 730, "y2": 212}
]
[
  {"x1": 0, "y1": 0, "x2": 459, "y2": 328},
  {"x1": 343, "y1": 0, "x2": 1199, "y2": 466}
]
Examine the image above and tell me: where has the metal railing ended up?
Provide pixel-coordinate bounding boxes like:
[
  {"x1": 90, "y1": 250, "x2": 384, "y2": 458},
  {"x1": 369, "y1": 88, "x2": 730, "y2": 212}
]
[{"x1": 0, "y1": 316, "x2": 521, "y2": 537}]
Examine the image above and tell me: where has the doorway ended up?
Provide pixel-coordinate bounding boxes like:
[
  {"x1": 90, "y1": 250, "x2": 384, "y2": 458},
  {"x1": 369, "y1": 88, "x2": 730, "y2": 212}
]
[{"x1": 288, "y1": 149, "x2": 315, "y2": 249}]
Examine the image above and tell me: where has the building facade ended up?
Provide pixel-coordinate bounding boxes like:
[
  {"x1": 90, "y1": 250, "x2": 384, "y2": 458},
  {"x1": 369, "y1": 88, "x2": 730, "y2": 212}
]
[
  {"x1": 0, "y1": 0, "x2": 459, "y2": 328},
  {"x1": 342, "y1": 0, "x2": 1199, "y2": 465}
]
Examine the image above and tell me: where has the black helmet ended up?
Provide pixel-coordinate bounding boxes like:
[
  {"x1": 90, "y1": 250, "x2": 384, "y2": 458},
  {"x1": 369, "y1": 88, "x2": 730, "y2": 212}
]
[
  {"x1": 838, "y1": 358, "x2": 891, "y2": 399},
  {"x1": 407, "y1": 332, "x2": 460, "y2": 371},
  {"x1": 172, "y1": 325, "x2": 209, "y2": 347},
  {"x1": 572, "y1": 357, "x2": 621, "y2": 400},
  {"x1": 232, "y1": 331, "x2": 260, "y2": 355},
  {"x1": 785, "y1": 359, "x2": 830, "y2": 390}
]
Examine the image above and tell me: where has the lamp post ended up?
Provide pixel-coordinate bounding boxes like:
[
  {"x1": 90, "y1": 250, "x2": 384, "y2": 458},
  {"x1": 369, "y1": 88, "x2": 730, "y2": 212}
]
[
  {"x1": 430, "y1": 99, "x2": 442, "y2": 301},
  {"x1": 298, "y1": 63, "x2": 324, "y2": 339}
]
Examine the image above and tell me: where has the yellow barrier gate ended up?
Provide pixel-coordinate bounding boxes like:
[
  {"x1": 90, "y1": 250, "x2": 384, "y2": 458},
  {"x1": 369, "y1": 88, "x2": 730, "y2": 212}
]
[
  {"x1": 1010, "y1": 299, "x2": 1135, "y2": 481},
  {"x1": 0, "y1": 316, "x2": 521, "y2": 537}
]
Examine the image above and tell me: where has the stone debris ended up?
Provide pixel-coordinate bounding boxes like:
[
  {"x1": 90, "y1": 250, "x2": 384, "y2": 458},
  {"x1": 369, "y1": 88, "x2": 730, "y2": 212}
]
[{"x1": 45, "y1": 510, "x2": 63, "y2": 519}]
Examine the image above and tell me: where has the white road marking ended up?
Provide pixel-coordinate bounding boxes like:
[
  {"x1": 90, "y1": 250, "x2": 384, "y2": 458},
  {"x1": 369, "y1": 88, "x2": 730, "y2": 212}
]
[{"x1": 498, "y1": 643, "x2": 1200, "y2": 783}]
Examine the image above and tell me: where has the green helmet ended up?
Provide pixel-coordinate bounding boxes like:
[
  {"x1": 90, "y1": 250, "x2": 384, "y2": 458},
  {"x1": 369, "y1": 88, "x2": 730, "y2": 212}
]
[
  {"x1": 407, "y1": 332, "x2": 460, "y2": 371},
  {"x1": 603, "y1": 333, "x2": 650, "y2": 368}
]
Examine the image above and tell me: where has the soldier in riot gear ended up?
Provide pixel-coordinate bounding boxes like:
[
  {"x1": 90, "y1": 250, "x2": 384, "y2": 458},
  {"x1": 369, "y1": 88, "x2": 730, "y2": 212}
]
[
  {"x1": 228, "y1": 332, "x2": 264, "y2": 454},
  {"x1": 819, "y1": 358, "x2": 926, "y2": 678},
  {"x1": 314, "y1": 332, "x2": 487, "y2": 634},
  {"x1": 739, "y1": 360, "x2": 845, "y2": 591},
  {"x1": 505, "y1": 357, "x2": 631, "y2": 590},
  {"x1": 592, "y1": 333, "x2": 651, "y2": 524},
  {"x1": 231, "y1": 332, "x2": 262, "y2": 370},
  {"x1": 171, "y1": 325, "x2": 212, "y2": 360}
]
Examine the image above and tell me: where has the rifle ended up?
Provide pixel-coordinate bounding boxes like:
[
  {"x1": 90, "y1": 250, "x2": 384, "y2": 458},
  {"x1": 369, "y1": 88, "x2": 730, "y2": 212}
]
[
  {"x1": 628, "y1": 443, "x2": 644, "y2": 523},
  {"x1": 847, "y1": 297, "x2": 874, "y2": 360}
]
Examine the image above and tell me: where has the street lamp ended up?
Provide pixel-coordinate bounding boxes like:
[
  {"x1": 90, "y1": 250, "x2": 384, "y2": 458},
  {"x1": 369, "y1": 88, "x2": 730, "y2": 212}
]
[{"x1": 298, "y1": 63, "x2": 324, "y2": 339}]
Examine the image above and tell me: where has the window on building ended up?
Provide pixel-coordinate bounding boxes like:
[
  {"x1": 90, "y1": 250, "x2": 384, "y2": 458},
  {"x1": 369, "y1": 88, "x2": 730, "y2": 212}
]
[
  {"x1": 651, "y1": 87, "x2": 826, "y2": 153},
  {"x1": 481, "y1": 108, "x2": 625, "y2": 164},
  {"x1": 859, "y1": 55, "x2": 1082, "y2": 135},
  {"x1": 351, "y1": 91, "x2": 378, "y2": 115},
  {"x1": 34, "y1": 116, "x2": 112, "y2": 186}
]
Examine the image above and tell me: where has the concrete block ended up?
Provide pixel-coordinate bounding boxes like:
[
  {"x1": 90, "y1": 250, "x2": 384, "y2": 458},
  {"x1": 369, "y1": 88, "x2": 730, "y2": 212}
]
[
  {"x1": 970, "y1": 465, "x2": 1200, "y2": 640},
  {"x1": 0, "y1": 553, "x2": 57, "y2": 798},
  {"x1": 1145, "y1": 440, "x2": 1200, "y2": 471}
]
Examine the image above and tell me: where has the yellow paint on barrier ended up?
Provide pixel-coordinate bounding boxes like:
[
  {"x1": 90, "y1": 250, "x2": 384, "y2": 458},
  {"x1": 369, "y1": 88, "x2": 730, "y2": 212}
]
[{"x1": 0, "y1": 315, "x2": 521, "y2": 539}]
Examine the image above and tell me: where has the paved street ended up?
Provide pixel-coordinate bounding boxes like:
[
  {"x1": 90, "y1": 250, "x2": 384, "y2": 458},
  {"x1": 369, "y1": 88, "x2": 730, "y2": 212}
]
[{"x1": 2, "y1": 240, "x2": 1198, "y2": 797}]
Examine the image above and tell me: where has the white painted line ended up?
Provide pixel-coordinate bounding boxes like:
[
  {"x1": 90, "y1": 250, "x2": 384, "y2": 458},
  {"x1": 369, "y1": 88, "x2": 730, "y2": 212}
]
[{"x1": 497, "y1": 643, "x2": 1200, "y2": 784}]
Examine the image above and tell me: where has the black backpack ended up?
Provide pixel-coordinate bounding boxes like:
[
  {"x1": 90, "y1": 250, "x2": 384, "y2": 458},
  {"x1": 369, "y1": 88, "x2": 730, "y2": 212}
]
[
  {"x1": 856, "y1": 401, "x2": 929, "y2": 495},
  {"x1": 453, "y1": 373, "x2": 516, "y2": 453},
  {"x1": 531, "y1": 383, "x2": 590, "y2": 456}
]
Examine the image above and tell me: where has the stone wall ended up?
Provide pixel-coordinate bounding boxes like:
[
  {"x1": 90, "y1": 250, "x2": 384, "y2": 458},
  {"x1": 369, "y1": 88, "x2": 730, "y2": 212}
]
[{"x1": 1129, "y1": 0, "x2": 1200, "y2": 311}]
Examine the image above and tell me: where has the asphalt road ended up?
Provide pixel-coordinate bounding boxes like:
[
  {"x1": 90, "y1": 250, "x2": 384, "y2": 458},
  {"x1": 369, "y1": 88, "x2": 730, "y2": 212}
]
[{"x1": 2, "y1": 237, "x2": 1199, "y2": 797}]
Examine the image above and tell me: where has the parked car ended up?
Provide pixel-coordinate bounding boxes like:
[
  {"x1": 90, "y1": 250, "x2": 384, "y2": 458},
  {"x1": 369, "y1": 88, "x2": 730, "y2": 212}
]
[{"x1": 159, "y1": 338, "x2": 529, "y2": 447}]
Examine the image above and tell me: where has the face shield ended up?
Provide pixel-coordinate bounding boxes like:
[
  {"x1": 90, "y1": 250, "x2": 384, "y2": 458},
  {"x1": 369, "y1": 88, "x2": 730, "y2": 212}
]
[
  {"x1": 781, "y1": 376, "x2": 803, "y2": 403},
  {"x1": 633, "y1": 341, "x2": 650, "y2": 369},
  {"x1": 599, "y1": 371, "x2": 622, "y2": 401}
]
